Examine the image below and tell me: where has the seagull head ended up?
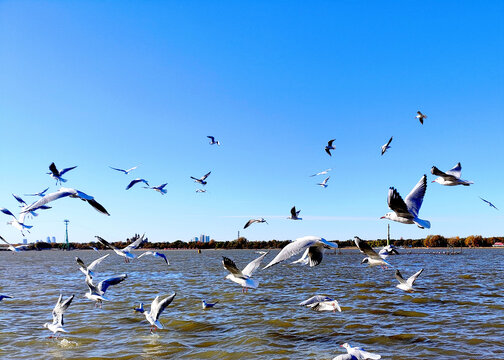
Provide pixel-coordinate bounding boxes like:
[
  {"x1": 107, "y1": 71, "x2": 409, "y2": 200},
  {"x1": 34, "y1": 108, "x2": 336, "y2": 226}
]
[
  {"x1": 340, "y1": 343, "x2": 350, "y2": 350},
  {"x1": 43, "y1": 323, "x2": 50, "y2": 329},
  {"x1": 380, "y1": 212, "x2": 395, "y2": 220}
]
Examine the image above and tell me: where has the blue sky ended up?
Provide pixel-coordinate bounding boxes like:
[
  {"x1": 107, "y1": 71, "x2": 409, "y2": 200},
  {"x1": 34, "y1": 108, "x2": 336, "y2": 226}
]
[{"x1": 1, "y1": 1, "x2": 503, "y2": 244}]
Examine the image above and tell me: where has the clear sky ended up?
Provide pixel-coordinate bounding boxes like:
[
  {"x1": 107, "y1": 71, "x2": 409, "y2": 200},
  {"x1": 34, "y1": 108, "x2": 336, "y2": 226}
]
[{"x1": 1, "y1": 1, "x2": 503, "y2": 244}]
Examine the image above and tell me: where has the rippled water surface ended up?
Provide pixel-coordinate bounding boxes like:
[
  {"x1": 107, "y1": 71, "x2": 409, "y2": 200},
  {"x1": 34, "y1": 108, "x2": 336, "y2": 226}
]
[{"x1": 1, "y1": 248, "x2": 504, "y2": 359}]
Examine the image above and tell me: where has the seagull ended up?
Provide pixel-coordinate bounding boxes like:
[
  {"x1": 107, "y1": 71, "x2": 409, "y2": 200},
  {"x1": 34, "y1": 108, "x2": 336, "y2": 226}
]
[
  {"x1": 332, "y1": 354, "x2": 355, "y2": 360},
  {"x1": 244, "y1": 218, "x2": 268, "y2": 229},
  {"x1": 84, "y1": 273, "x2": 127, "y2": 308},
  {"x1": 299, "y1": 295, "x2": 341, "y2": 312},
  {"x1": 288, "y1": 206, "x2": 302, "y2": 220},
  {"x1": 202, "y1": 300, "x2": 218, "y2": 309},
  {"x1": 196, "y1": 189, "x2": 207, "y2": 193},
  {"x1": 12, "y1": 194, "x2": 51, "y2": 218},
  {"x1": 75, "y1": 254, "x2": 110, "y2": 276},
  {"x1": 1, "y1": 235, "x2": 21, "y2": 252},
  {"x1": 109, "y1": 165, "x2": 139, "y2": 175},
  {"x1": 43, "y1": 294, "x2": 74, "y2": 338},
  {"x1": 24, "y1": 187, "x2": 49, "y2": 197},
  {"x1": 47, "y1": 162, "x2": 77, "y2": 185},
  {"x1": 22, "y1": 187, "x2": 110, "y2": 216},
  {"x1": 263, "y1": 236, "x2": 338, "y2": 269},
  {"x1": 134, "y1": 293, "x2": 176, "y2": 333},
  {"x1": 338, "y1": 343, "x2": 381, "y2": 360},
  {"x1": 381, "y1": 136, "x2": 393, "y2": 155},
  {"x1": 0, "y1": 208, "x2": 32, "y2": 235},
  {"x1": 95, "y1": 235, "x2": 146, "y2": 263},
  {"x1": 310, "y1": 168, "x2": 332, "y2": 177},
  {"x1": 126, "y1": 178, "x2": 149, "y2": 190},
  {"x1": 479, "y1": 197, "x2": 498, "y2": 210},
  {"x1": 381, "y1": 174, "x2": 430, "y2": 229},
  {"x1": 325, "y1": 139, "x2": 336, "y2": 156},
  {"x1": 378, "y1": 244, "x2": 399, "y2": 257},
  {"x1": 416, "y1": 111, "x2": 427, "y2": 124},
  {"x1": 138, "y1": 251, "x2": 169, "y2": 265},
  {"x1": 222, "y1": 252, "x2": 269, "y2": 292},
  {"x1": 144, "y1": 183, "x2": 167, "y2": 195},
  {"x1": 354, "y1": 236, "x2": 391, "y2": 268},
  {"x1": 317, "y1": 176, "x2": 330, "y2": 188},
  {"x1": 207, "y1": 136, "x2": 221, "y2": 145},
  {"x1": 191, "y1": 171, "x2": 211, "y2": 186},
  {"x1": 395, "y1": 268, "x2": 424, "y2": 292},
  {"x1": 0, "y1": 295, "x2": 13, "y2": 302},
  {"x1": 431, "y1": 162, "x2": 473, "y2": 186}
]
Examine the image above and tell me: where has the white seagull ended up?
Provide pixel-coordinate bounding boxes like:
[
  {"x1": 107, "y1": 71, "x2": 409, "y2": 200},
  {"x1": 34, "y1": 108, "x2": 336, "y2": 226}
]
[
  {"x1": 310, "y1": 168, "x2": 332, "y2": 177},
  {"x1": 479, "y1": 197, "x2": 498, "y2": 210},
  {"x1": 416, "y1": 110, "x2": 427, "y2": 124},
  {"x1": 109, "y1": 165, "x2": 139, "y2": 175},
  {"x1": 381, "y1": 136, "x2": 393, "y2": 155},
  {"x1": 126, "y1": 178, "x2": 149, "y2": 190},
  {"x1": 207, "y1": 136, "x2": 221, "y2": 145},
  {"x1": 338, "y1": 343, "x2": 381, "y2": 360},
  {"x1": 196, "y1": 189, "x2": 207, "y2": 193},
  {"x1": 138, "y1": 251, "x2": 169, "y2": 265},
  {"x1": 354, "y1": 236, "x2": 391, "y2": 268},
  {"x1": 47, "y1": 162, "x2": 77, "y2": 185},
  {"x1": 325, "y1": 139, "x2": 336, "y2": 156},
  {"x1": 95, "y1": 235, "x2": 146, "y2": 263},
  {"x1": 395, "y1": 268, "x2": 424, "y2": 292},
  {"x1": 12, "y1": 194, "x2": 51, "y2": 218},
  {"x1": 378, "y1": 244, "x2": 399, "y2": 257},
  {"x1": 191, "y1": 171, "x2": 211, "y2": 186},
  {"x1": 288, "y1": 206, "x2": 302, "y2": 220},
  {"x1": 144, "y1": 183, "x2": 167, "y2": 195},
  {"x1": 24, "y1": 187, "x2": 49, "y2": 197},
  {"x1": 202, "y1": 300, "x2": 218, "y2": 309},
  {"x1": 222, "y1": 252, "x2": 269, "y2": 293},
  {"x1": 134, "y1": 293, "x2": 176, "y2": 333},
  {"x1": 317, "y1": 176, "x2": 330, "y2": 188},
  {"x1": 1, "y1": 235, "x2": 21, "y2": 252},
  {"x1": 43, "y1": 294, "x2": 74, "y2": 338},
  {"x1": 299, "y1": 295, "x2": 341, "y2": 312},
  {"x1": 244, "y1": 218, "x2": 268, "y2": 229},
  {"x1": 263, "y1": 236, "x2": 338, "y2": 269},
  {"x1": 381, "y1": 174, "x2": 430, "y2": 229},
  {"x1": 84, "y1": 273, "x2": 127, "y2": 308},
  {"x1": 75, "y1": 254, "x2": 110, "y2": 276},
  {"x1": 22, "y1": 187, "x2": 110, "y2": 216},
  {"x1": 431, "y1": 162, "x2": 473, "y2": 186},
  {"x1": 0, "y1": 208, "x2": 32, "y2": 235}
]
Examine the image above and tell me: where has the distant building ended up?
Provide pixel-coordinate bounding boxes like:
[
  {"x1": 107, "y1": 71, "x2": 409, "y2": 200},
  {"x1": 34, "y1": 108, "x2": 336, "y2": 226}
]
[
  {"x1": 52, "y1": 236, "x2": 56, "y2": 243},
  {"x1": 47, "y1": 237, "x2": 51, "y2": 243},
  {"x1": 192, "y1": 234, "x2": 210, "y2": 243}
]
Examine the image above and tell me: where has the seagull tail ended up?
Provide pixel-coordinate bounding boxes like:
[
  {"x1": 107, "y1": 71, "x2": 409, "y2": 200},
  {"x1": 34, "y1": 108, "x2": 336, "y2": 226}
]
[{"x1": 414, "y1": 218, "x2": 431, "y2": 229}]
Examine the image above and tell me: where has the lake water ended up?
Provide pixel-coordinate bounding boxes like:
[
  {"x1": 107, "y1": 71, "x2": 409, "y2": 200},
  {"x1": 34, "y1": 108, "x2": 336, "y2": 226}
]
[{"x1": 0, "y1": 248, "x2": 503, "y2": 359}]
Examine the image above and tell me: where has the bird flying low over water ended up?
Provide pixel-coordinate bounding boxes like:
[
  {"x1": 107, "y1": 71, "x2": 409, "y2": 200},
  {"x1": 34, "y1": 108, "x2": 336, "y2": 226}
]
[
  {"x1": 310, "y1": 168, "x2": 332, "y2": 177},
  {"x1": 126, "y1": 178, "x2": 149, "y2": 190},
  {"x1": 75, "y1": 255, "x2": 110, "y2": 276},
  {"x1": 381, "y1": 175, "x2": 430, "y2": 229},
  {"x1": 381, "y1": 136, "x2": 393, "y2": 155},
  {"x1": 24, "y1": 187, "x2": 49, "y2": 197},
  {"x1": 395, "y1": 268, "x2": 423, "y2": 292},
  {"x1": 335, "y1": 343, "x2": 381, "y2": 360},
  {"x1": 244, "y1": 218, "x2": 268, "y2": 229},
  {"x1": 109, "y1": 165, "x2": 139, "y2": 175},
  {"x1": 84, "y1": 273, "x2": 127, "y2": 308},
  {"x1": 317, "y1": 177, "x2": 330, "y2": 188},
  {"x1": 222, "y1": 252, "x2": 269, "y2": 292},
  {"x1": 135, "y1": 293, "x2": 176, "y2": 333},
  {"x1": 263, "y1": 236, "x2": 338, "y2": 269},
  {"x1": 0, "y1": 235, "x2": 21, "y2": 252},
  {"x1": 202, "y1": 300, "x2": 218, "y2": 309},
  {"x1": 354, "y1": 236, "x2": 391, "y2": 268},
  {"x1": 95, "y1": 235, "x2": 146, "y2": 263},
  {"x1": 0, "y1": 208, "x2": 32, "y2": 235},
  {"x1": 431, "y1": 162, "x2": 473, "y2": 186},
  {"x1": 138, "y1": 251, "x2": 169, "y2": 265},
  {"x1": 43, "y1": 294, "x2": 74, "y2": 338},
  {"x1": 299, "y1": 295, "x2": 341, "y2": 312},
  {"x1": 47, "y1": 162, "x2": 77, "y2": 185},
  {"x1": 416, "y1": 111, "x2": 427, "y2": 124},
  {"x1": 288, "y1": 206, "x2": 302, "y2": 220},
  {"x1": 22, "y1": 187, "x2": 110, "y2": 216},
  {"x1": 325, "y1": 139, "x2": 335, "y2": 156},
  {"x1": 191, "y1": 171, "x2": 211, "y2": 185},
  {"x1": 207, "y1": 136, "x2": 220, "y2": 145},
  {"x1": 479, "y1": 197, "x2": 498, "y2": 210}
]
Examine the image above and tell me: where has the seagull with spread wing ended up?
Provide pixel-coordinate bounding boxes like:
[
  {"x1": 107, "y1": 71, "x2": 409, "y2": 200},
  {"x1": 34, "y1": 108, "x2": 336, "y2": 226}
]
[
  {"x1": 395, "y1": 268, "x2": 424, "y2": 292},
  {"x1": 75, "y1": 254, "x2": 110, "y2": 276},
  {"x1": 317, "y1": 176, "x2": 330, "y2": 188},
  {"x1": 431, "y1": 162, "x2": 473, "y2": 186},
  {"x1": 207, "y1": 136, "x2": 221, "y2": 145},
  {"x1": 138, "y1": 251, "x2": 169, "y2": 265},
  {"x1": 135, "y1": 293, "x2": 176, "y2": 333},
  {"x1": 191, "y1": 171, "x2": 211, "y2": 185},
  {"x1": 325, "y1": 139, "x2": 336, "y2": 156},
  {"x1": 288, "y1": 206, "x2": 302, "y2": 220},
  {"x1": 24, "y1": 187, "x2": 49, "y2": 197},
  {"x1": 0, "y1": 208, "x2": 32, "y2": 235},
  {"x1": 354, "y1": 236, "x2": 391, "y2": 268},
  {"x1": 126, "y1": 178, "x2": 149, "y2": 190},
  {"x1": 95, "y1": 235, "x2": 146, "y2": 263},
  {"x1": 337, "y1": 343, "x2": 381, "y2": 360},
  {"x1": 0, "y1": 235, "x2": 21, "y2": 252},
  {"x1": 416, "y1": 111, "x2": 427, "y2": 124},
  {"x1": 47, "y1": 162, "x2": 77, "y2": 185},
  {"x1": 244, "y1": 218, "x2": 268, "y2": 229},
  {"x1": 479, "y1": 197, "x2": 498, "y2": 210},
  {"x1": 109, "y1": 165, "x2": 139, "y2": 174},
  {"x1": 84, "y1": 273, "x2": 127, "y2": 308},
  {"x1": 310, "y1": 168, "x2": 332, "y2": 177},
  {"x1": 299, "y1": 295, "x2": 342, "y2": 312},
  {"x1": 222, "y1": 252, "x2": 269, "y2": 292},
  {"x1": 144, "y1": 183, "x2": 168, "y2": 195},
  {"x1": 381, "y1": 136, "x2": 393, "y2": 155},
  {"x1": 43, "y1": 294, "x2": 74, "y2": 338}
]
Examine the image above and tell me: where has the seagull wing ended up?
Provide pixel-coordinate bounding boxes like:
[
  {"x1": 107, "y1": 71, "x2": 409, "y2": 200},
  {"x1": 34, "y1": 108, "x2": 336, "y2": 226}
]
[
  {"x1": 22, "y1": 189, "x2": 75, "y2": 213},
  {"x1": 53, "y1": 294, "x2": 74, "y2": 325},
  {"x1": 0, "y1": 236, "x2": 11, "y2": 246},
  {"x1": 207, "y1": 136, "x2": 215, "y2": 141},
  {"x1": 307, "y1": 245, "x2": 324, "y2": 267},
  {"x1": 263, "y1": 236, "x2": 321, "y2": 269},
  {"x1": 299, "y1": 295, "x2": 333, "y2": 306},
  {"x1": 87, "y1": 254, "x2": 110, "y2": 272},
  {"x1": 151, "y1": 293, "x2": 176, "y2": 321},
  {"x1": 126, "y1": 179, "x2": 141, "y2": 190},
  {"x1": 327, "y1": 139, "x2": 335, "y2": 147},
  {"x1": 12, "y1": 194, "x2": 27, "y2": 205},
  {"x1": 59, "y1": 166, "x2": 77, "y2": 176},
  {"x1": 124, "y1": 234, "x2": 146, "y2": 252},
  {"x1": 138, "y1": 251, "x2": 153, "y2": 258},
  {"x1": 244, "y1": 219, "x2": 257, "y2": 229},
  {"x1": 406, "y1": 268, "x2": 424, "y2": 286},
  {"x1": 395, "y1": 269, "x2": 407, "y2": 285},
  {"x1": 75, "y1": 257, "x2": 87, "y2": 272},
  {"x1": 125, "y1": 166, "x2": 138, "y2": 173},
  {"x1": 431, "y1": 166, "x2": 449, "y2": 178},
  {"x1": 386, "y1": 136, "x2": 393, "y2": 147},
  {"x1": 325, "y1": 148, "x2": 332, "y2": 156},
  {"x1": 387, "y1": 188, "x2": 411, "y2": 218},
  {"x1": 222, "y1": 257, "x2": 244, "y2": 277},
  {"x1": 86, "y1": 199, "x2": 110, "y2": 215},
  {"x1": 201, "y1": 172, "x2": 211, "y2": 181},
  {"x1": 95, "y1": 236, "x2": 118, "y2": 250},
  {"x1": 404, "y1": 175, "x2": 427, "y2": 217},
  {"x1": 0, "y1": 208, "x2": 16, "y2": 218},
  {"x1": 242, "y1": 251, "x2": 269, "y2": 277},
  {"x1": 290, "y1": 206, "x2": 297, "y2": 218},
  {"x1": 97, "y1": 274, "x2": 127, "y2": 294},
  {"x1": 354, "y1": 236, "x2": 381, "y2": 260},
  {"x1": 24, "y1": 188, "x2": 49, "y2": 197},
  {"x1": 445, "y1": 162, "x2": 462, "y2": 179},
  {"x1": 109, "y1": 166, "x2": 127, "y2": 174},
  {"x1": 49, "y1": 162, "x2": 59, "y2": 176}
]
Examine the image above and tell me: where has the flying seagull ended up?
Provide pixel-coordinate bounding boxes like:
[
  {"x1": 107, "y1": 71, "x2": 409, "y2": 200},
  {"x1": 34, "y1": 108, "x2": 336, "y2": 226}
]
[
  {"x1": 288, "y1": 206, "x2": 302, "y2": 220},
  {"x1": 244, "y1": 218, "x2": 268, "y2": 229},
  {"x1": 325, "y1": 139, "x2": 336, "y2": 156},
  {"x1": 43, "y1": 294, "x2": 74, "y2": 338},
  {"x1": 84, "y1": 273, "x2": 127, "y2": 308},
  {"x1": 134, "y1": 293, "x2": 177, "y2": 333},
  {"x1": 354, "y1": 236, "x2": 391, "y2": 268},
  {"x1": 109, "y1": 165, "x2": 139, "y2": 175},
  {"x1": 0, "y1": 235, "x2": 21, "y2": 252},
  {"x1": 381, "y1": 174, "x2": 430, "y2": 229},
  {"x1": 144, "y1": 183, "x2": 167, "y2": 195},
  {"x1": 95, "y1": 235, "x2": 146, "y2": 263},
  {"x1": 381, "y1": 136, "x2": 393, "y2": 155},
  {"x1": 431, "y1": 162, "x2": 473, "y2": 186},
  {"x1": 24, "y1": 187, "x2": 49, "y2": 197},
  {"x1": 207, "y1": 136, "x2": 221, "y2": 146},
  {"x1": 222, "y1": 252, "x2": 269, "y2": 293},
  {"x1": 479, "y1": 197, "x2": 498, "y2": 210},
  {"x1": 47, "y1": 162, "x2": 77, "y2": 185},
  {"x1": 22, "y1": 187, "x2": 110, "y2": 216},
  {"x1": 0, "y1": 208, "x2": 32, "y2": 235},
  {"x1": 138, "y1": 251, "x2": 169, "y2": 265},
  {"x1": 395, "y1": 268, "x2": 424, "y2": 292},
  {"x1": 126, "y1": 178, "x2": 149, "y2": 190},
  {"x1": 75, "y1": 254, "x2": 110, "y2": 276},
  {"x1": 263, "y1": 236, "x2": 338, "y2": 269},
  {"x1": 338, "y1": 343, "x2": 381, "y2": 360},
  {"x1": 310, "y1": 168, "x2": 332, "y2": 177},
  {"x1": 12, "y1": 194, "x2": 51, "y2": 218},
  {"x1": 416, "y1": 111, "x2": 427, "y2": 124},
  {"x1": 191, "y1": 171, "x2": 211, "y2": 186},
  {"x1": 299, "y1": 295, "x2": 341, "y2": 312},
  {"x1": 202, "y1": 300, "x2": 218, "y2": 309},
  {"x1": 0, "y1": 295, "x2": 13, "y2": 302},
  {"x1": 317, "y1": 176, "x2": 330, "y2": 188},
  {"x1": 196, "y1": 189, "x2": 207, "y2": 193}
]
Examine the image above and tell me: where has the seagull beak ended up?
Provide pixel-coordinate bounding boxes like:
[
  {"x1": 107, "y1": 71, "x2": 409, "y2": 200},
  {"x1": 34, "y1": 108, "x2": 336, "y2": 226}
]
[{"x1": 431, "y1": 180, "x2": 436, "y2": 183}]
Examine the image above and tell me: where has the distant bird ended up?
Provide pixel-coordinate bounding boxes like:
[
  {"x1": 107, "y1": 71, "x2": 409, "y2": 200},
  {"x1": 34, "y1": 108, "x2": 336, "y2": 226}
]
[
  {"x1": 244, "y1": 218, "x2": 268, "y2": 229},
  {"x1": 222, "y1": 252, "x2": 269, "y2": 292},
  {"x1": 299, "y1": 295, "x2": 341, "y2": 312},
  {"x1": 378, "y1": 244, "x2": 399, "y2": 257},
  {"x1": 144, "y1": 183, "x2": 168, "y2": 195},
  {"x1": 416, "y1": 111, "x2": 427, "y2": 124},
  {"x1": 109, "y1": 165, "x2": 139, "y2": 175},
  {"x1": 317, "y1": 176, "x2": 330, "y2": 188},
  {"x1": 288, "y1": 206, "x2": 302, "y2": 220},
  {"x1": 325, "y1": 139, "x2": 336, "y2": 156},
  {"x1": 134, "y1": 293, "x2": 176, "y2": 333},
  {"x1": 479, "y1": 197, "x2": 498, "y2": 210},
  {"x1": 191, "y1": 171, "x2": 211, "y2": 186},
  {"x1": 47, "y1": 162, "x2": 77, "y2": 185},
  {"x1": 138, "y1": 251, "x2": 169, "y2": 265},
  {"x1": 395, "y1": 268, "x2": 424, "y2": 292},
  {"x1": 24, "y1": 187, "x2": 49, "y2": 197},
  {"x1": 75, "y1": 254, "x2": 110, "y2": 276},
  {"x1": 0, "y1": 208, "x2": 32, "y2": 235},
  {"x1": 196, "y1": 189, "x2": 207, "y2": 193},
  {"x1": 84, "y1": 273, "x2": 127, "y2": 308},
  {"x1": 263, "y1": 236, "x2": 338, "y2": 269},
  {"x1": 310, "y1": 168, "x2": 332, "y2": 177},
  {"x1": 338, "y1": 343, "x2": 381, "y2": 360},
  {"x1": 202, "y1": 300, "x2": 218, "y2": 309},
  {"x1": 43, "y1": 294, "x2": 74, "y2": 338},
  {"x1": 207, "y1": 136, "x2": 221, "y2": 146},
  {"x1": 431, "y1": 162, "x2": 473, "y2": 186},
  {"x1": 22, "y1": 187, "x2": 110, "y2": 216},
  {"x1": 381, "y1": 175, "x2": 430, "y2": 229},
  {"x1": 126, "y1": 178, "x2": 149, "y2": 190},
  {"x1": 381, "y1": 136, "x2": 393, "y2": 155},
  {"x1": 95, "y1": 235, "x2": 146, "y2": 263},
  {"x1": 0, "y1": 295, "x2": 13, "y2": 302},
  {"x1": 0, "y1": 235, "x2": 20, "y2": 252},
  {"x1": 354, "y1": 236, "x2": 391, "y2": 268}
]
